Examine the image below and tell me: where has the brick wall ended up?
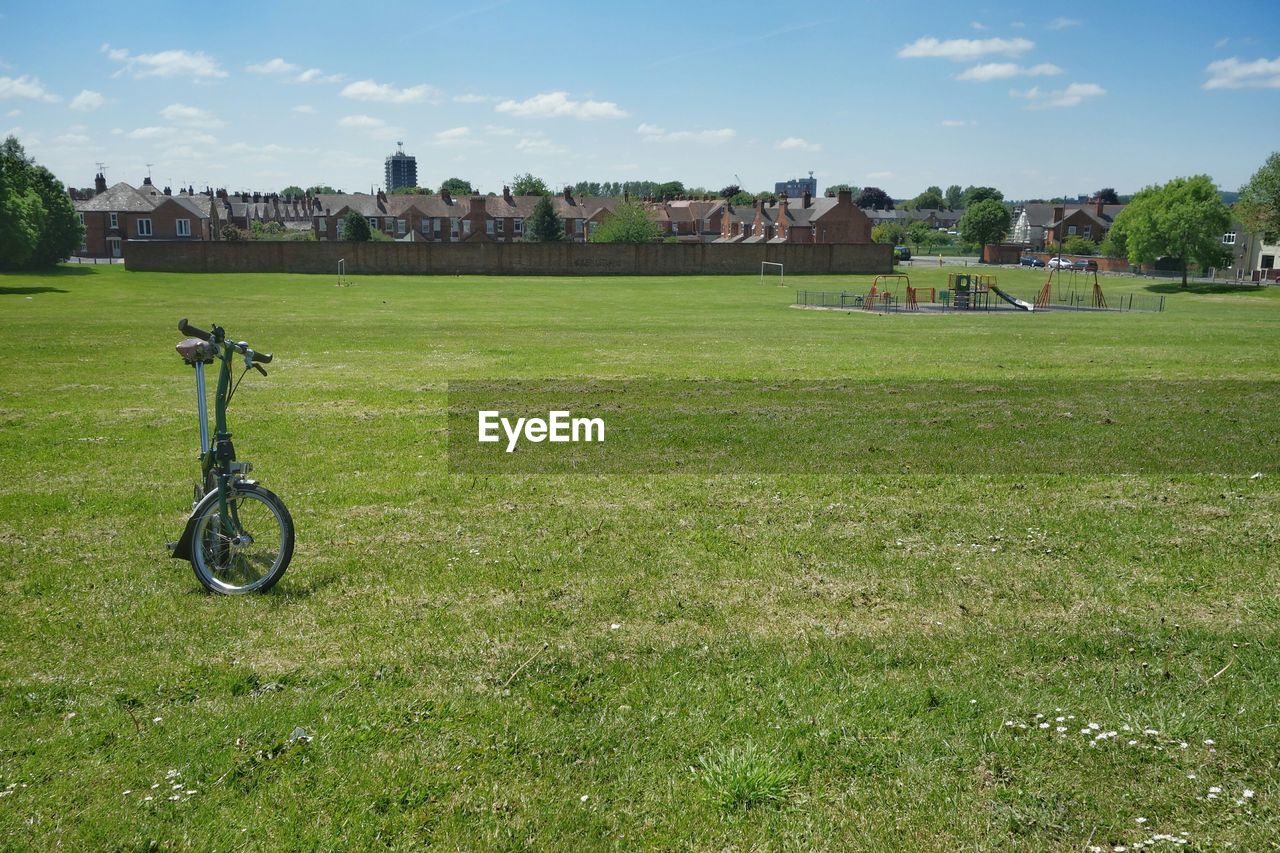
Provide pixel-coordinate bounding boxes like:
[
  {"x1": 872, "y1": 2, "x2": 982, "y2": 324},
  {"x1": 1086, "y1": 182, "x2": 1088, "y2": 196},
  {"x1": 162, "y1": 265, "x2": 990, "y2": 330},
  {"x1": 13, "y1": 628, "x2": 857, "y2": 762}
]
[{"x1": 124, "y1": 241, "x2": 894, "y2": 275}]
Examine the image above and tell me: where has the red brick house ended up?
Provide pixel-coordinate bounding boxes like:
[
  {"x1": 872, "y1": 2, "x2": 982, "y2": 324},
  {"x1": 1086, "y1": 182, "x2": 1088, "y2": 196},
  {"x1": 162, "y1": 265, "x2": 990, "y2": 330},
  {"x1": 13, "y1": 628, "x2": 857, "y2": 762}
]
[
  {"x1": 715, "y1": 189, "x2": 872, "y2": 244},
  {"x1": 73, "y1": 175, "x2": 216, "y2": 258}
]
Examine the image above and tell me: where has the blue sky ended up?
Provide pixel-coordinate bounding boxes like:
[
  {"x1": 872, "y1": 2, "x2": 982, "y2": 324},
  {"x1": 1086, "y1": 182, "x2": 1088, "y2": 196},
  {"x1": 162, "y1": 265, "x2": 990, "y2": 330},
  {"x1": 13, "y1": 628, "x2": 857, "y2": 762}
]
[{"x1": 1, "y1": 1, "x2": 1277, "y2": 199}]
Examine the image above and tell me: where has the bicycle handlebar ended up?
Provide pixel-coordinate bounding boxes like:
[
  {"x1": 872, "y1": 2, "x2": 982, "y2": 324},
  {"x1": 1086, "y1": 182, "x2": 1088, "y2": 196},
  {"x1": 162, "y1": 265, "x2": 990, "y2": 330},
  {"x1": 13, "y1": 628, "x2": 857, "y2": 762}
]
[{"x1": 178, "y1": 318, "x2": 273, "y2": 363}]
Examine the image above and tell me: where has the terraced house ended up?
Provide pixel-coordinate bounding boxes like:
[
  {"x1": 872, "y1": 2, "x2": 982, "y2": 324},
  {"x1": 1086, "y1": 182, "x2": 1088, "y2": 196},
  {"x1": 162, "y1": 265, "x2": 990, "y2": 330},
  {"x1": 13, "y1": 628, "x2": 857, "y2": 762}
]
[
  {"x1": 311, "y1": 187, "x2": 620, "y2": 243},
  {"x1": 73, "y1": 174, "x2": 217, "y2": 258},
  {"x1": 714, "y1": 189, "x2": 873, "y2": 244}
]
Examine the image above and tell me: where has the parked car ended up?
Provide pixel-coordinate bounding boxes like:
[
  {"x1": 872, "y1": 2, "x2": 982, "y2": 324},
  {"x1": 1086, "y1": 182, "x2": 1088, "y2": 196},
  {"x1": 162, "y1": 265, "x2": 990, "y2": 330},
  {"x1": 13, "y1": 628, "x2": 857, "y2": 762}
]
[
  {"x1": 1019, "y1": 256, "x2": 1045, "y2": 268},
  {"x1": 894, "y1": 246, "x2": 911, "y2": 261},
  {"x1": 1047, "y1": 257, "x2": 1072, "y2": 270},
  {"x1": 1071, "y1": 259, "x2": 1099, "y2": 272}
]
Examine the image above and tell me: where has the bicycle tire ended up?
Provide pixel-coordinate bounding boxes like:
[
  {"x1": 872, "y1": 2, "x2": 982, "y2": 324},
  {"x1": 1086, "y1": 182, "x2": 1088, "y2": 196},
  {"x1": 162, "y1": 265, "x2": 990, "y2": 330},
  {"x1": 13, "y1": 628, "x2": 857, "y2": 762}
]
[{"x1": 190, "y1": 483, "x2": 294, "y2": 594}]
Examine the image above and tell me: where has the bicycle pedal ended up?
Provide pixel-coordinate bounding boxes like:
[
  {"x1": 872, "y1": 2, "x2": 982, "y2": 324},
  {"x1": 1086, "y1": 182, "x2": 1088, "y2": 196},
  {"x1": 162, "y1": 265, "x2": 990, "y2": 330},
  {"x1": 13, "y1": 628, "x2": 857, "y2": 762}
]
[{"x1": 165, "y1": 541, "x2": 179, "y2": 553}]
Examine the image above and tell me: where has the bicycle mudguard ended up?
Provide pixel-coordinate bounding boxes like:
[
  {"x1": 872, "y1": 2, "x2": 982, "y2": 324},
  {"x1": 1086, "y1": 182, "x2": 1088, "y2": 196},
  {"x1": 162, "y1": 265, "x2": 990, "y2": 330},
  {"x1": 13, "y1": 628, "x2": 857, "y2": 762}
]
[{"x1": 169, "y1": 488, "x2": 222, "y2": 562}]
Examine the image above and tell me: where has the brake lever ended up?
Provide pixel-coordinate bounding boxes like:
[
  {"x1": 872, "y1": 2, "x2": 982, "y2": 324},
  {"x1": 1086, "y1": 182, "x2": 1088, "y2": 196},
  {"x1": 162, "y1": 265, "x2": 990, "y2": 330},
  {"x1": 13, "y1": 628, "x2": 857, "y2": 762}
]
[{"x1": 253, "y1": 364, "x2": 268, "y2": 377}]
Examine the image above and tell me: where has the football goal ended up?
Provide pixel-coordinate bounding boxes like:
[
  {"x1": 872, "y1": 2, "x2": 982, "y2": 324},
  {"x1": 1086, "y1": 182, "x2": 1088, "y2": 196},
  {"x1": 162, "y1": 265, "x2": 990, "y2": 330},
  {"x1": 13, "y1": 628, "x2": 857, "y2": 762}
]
[
  {"x1": 336, "y1": 258, "x2": 351, "y2": 287},
  {"x1": 760, "y1": 261, "x2": 785, "y2": 287}
]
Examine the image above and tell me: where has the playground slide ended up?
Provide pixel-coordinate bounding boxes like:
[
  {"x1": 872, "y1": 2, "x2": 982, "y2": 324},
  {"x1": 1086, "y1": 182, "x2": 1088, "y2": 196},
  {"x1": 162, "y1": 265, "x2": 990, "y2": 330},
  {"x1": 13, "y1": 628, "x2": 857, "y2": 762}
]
[{"x1": 990, "y1": 284, "x2": 1035, "y2": 311}]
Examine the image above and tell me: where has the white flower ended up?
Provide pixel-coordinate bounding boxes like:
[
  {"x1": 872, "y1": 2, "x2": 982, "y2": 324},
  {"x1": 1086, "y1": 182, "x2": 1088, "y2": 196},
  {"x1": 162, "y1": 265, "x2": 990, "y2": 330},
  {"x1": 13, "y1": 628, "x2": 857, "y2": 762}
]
[
  {"x1": 1088, "y1": 722, "x2": 1101, "y2": 730},
  {"x1": 610, "y1": 623, "x2": 621, "y2": 630},
  {"x1": 1179, "y1": 742, "x2": 1188, "y2": 749},
  {"x1": 1128, "y1": 739, "x2": 1138, "y2": 746},
  {"x1": 1203, "y1": 739, "x2": 1215, "y2": 745},
  {"x1": 1056, "y1": 716, "x2": 1066, "y2": 722},
  {"x1": 122, "y1": 790, "x2": 131, "y2": 795},
  {"x1": 1056, "y1": 726, "x2": 1067, "y2": 733},
  {"x1": 1035, "y1": 713, "x2": 1044, "y2": 719},
  {"x1": 1143, "y1": 728, "x2": 1159, "y2": 735},
  {"x1": 1039, "y1": 722, "x2": 1050, "y2": 729},
  {"x1": 580, "y1": 794, "x2": 589, "y2": 802},
  {"x1": 1187, "y1": 773, "x2": 1197, "y2": 780},
  {"x1": 1209, "y1": 786, "x2": 1222, "y2": 793},
  {"x1": 1136, "y1": 816, "x2": 1147, "y2": 824},
  {"x1": 1243, "y1": 789, "x2": 1254, "y2": 798}
]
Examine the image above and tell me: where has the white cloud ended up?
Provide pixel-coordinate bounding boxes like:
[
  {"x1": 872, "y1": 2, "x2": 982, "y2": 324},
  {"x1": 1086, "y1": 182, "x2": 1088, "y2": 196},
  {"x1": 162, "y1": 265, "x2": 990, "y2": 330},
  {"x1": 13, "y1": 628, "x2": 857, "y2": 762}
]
[
  {"x1": 295, "y1": 68, "x2": 344, "y2": 84},
  {"x1": 125, "y1": 125, "x2": 217, "y2": 145},
  {"x1": 867, "y1": 171, "x2": 894, "y2": 180},
  {"x1": 940, "y1": 119, "x2": 977, "y2": 127},
  {"x1": 56, "y1": 131, "x2": 90, "y2": 145},
  {"x1": 1047, "y1": 17, "x2": 1081, "y2": 30},
  {"x1": 970, "y1": 21, "x2": 987, "y2": 31},
  {"x1": 1203, "y1": 56, "x2": 1280, "y2": 90},
  {"x1": 956, "y1": 62, "x2": 1062, "y2": 81},
  {"x1": 897, "y1": 36, "x2": 1034, "y2": 61},
  {"x1": 484, "y1": 124, "x2": 516, "y2": 136},
  {"x1": 246, "y1": 58, "x2": 299, "y2": 75},
  {"x1": 292, "y1": 104, "x2": 316, "y2": 114},
  {"x1": 69, "y1": 90, "x2": 104, "y2": 111},
  {"x1": 0, "y1": 75, "x2": 60, "y2": 103},
  {"x1": 637, "y1": 123, "x2": 734, "y2": 144},
  {"x1": 338, "y1": 114, "x2": 385, "y2": 129},
  {"x1": 1010, "y1": 21, "x2": 1025, "y2": 29},
  {"x1": 516, "y1": 136, "x2": 567, "y2": 155},
  {"x1": 434, "y1": 126, "x2": 473, "y2": 145},
  {"x1": 127, "y1": 126, "x2": 176, "y2": 139},
  {"x1": 495, "y1": 91, "x2": 627, "y2": 120},
  {"x1": 5, "y1": 108, "x2": 19, "y2": 118},
  {"x1": 101, "y1": 44, "x2": 227, "y2": 79},
  {"x1": 1011, "y1": 82, "x2": 1106, "y2": 109},
  {"x1": 340, "y1": 80, "x2": 441, "y2": 104},
  {"x1": 776, "y1": 136, "x2": 821, "y2": 152},
  {"x1": 453, "y1": 93, "x2": 494, "y2": 104},
  {"x1": 1214, "y1": 37, "x2": 1230, "y2": 49},
  {"x1": 160, "y1": 103, "x2": 225, "y2": 127}
]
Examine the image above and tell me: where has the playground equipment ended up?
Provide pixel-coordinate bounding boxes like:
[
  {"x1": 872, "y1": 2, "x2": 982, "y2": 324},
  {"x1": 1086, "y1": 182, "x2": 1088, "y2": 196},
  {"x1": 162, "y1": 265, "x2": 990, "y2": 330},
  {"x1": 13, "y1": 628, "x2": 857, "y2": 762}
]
[
  {"x1": 1037, "y1": 265, "x2": 1104, "y2": 309},
  {"x1": 336, "y1": 258, "x2": 351, "y2": 287},
  {"x1": 947, "y1": 273, "x2": 1033, "y2": 311},
  {"x1": 866, "y1": 274, "x2": 912, "y2": 311}
]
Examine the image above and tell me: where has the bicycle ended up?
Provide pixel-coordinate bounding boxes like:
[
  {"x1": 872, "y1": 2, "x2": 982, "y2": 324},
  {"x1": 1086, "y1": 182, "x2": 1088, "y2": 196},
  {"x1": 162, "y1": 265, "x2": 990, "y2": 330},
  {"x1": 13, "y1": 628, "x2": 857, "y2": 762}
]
[{"x1": 168, "y1": 319, "x2": 294, "y2": 594}]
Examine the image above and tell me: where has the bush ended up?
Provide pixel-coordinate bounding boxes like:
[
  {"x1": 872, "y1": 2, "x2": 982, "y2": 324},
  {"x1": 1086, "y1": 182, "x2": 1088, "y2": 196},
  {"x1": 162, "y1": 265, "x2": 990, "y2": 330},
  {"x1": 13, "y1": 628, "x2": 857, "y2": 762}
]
[
  {"x1": 340, "y1": 211, "x2": 372, "y2": 241},
  {"x1": 1061, "y1": 235, "x2": 1098, "y2": 256},
  {"x1": 0, "y1": 135, "x2": 83, "y2": 269}
]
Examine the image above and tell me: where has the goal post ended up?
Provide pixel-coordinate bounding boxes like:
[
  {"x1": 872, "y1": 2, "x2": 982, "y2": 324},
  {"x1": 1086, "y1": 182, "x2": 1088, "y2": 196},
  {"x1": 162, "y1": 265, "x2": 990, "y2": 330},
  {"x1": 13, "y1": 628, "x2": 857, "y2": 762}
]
[{"x1": 760, "y1": 261, "x2": 785, "y2": 287}]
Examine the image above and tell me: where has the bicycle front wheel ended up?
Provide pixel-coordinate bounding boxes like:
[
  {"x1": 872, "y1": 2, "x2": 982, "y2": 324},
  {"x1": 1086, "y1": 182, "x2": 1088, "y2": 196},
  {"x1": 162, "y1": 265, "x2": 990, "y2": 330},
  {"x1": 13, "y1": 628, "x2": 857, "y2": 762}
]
[{"x1": 190, "y1": 484, "x2": 294, "y2": 594}]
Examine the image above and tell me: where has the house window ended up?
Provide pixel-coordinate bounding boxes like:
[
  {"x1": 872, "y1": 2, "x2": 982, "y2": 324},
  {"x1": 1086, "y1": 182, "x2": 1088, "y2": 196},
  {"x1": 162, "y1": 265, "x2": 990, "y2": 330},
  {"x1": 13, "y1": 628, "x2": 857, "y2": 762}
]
[
  {"x1": 574, "y1": 220, "x2": 584, "y2": 237},
  {"x1": 1082, "y1": 225, "x2": 1092, "y2": 239},
  {"x1": 136, "y1": 218, "x2": 153, "y2": 237},
  {"x1": 1067, "y1": 225, "x2": 1077, "y2": 236},
  {"x1": 1222, "y1": 231, "x2": 1237, "y2": 245},
  {"x1": 497, "y1": 219, "x2": 505, "y2": 235},
  {"x1": 486, "y1": 219, "x2": 495, "y2": 236},
  {"x1": 1263, "y1": 255, "x2": 1275, "y2": 270},
  {"x1": 78, "y1": 213, "x2": 85, "y2": 225},
  {"x1": 462, "y1": 220, "x2": 471, "y2": 236},
  {"x1": 670, "y1": 222, "x2": 678, "y2": 234},
  {"x1": 514, "y1": 218, "x2": 524, "y2": 236},
  {"x1": 368, "y1": 217, "x2": 378, "y2": 230},
  {"x1": 109, "y1": 212, "x2": 118, "y2": 229},
  {"x1": 176, "y1": 219, "x2": 191, "y2": 237},
  {"x1": 396, "y1": 218, "x2": 406, "y2": 235},
  {"x1": 433, "y1": 219, "x2": 442, "y2": 239},
  {"x1": 450, "y1": 217, "x2": 460, "y2": 239}
]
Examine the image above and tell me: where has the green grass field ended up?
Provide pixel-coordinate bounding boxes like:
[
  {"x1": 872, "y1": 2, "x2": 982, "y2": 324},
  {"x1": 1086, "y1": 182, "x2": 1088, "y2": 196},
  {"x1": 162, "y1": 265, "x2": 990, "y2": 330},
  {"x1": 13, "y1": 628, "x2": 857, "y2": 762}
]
[{"x1": 2, "y1": 265, "x2": 1278, "y2": 849}]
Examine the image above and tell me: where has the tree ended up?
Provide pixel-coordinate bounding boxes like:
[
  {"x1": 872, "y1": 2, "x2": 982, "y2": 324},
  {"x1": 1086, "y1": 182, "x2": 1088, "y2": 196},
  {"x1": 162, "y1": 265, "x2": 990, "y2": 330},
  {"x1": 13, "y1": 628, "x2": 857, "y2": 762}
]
[
  {"x1": 588, "y1": 200, "x2": 660, "y2": 244},
  {"x1": 1237, "y1": 151, "x2": 1280, "y2": 238},
  {"x1": 719, "y1": 184, "x2": 741, "y2": 199},
  {"x1": 727, "y1": 191, "x2": 754, "y2": 206},
  {"x1": 280, "y1": 185, "x2": 305, "y2": 197},
  {"x1": 825, "y1": 183, "x2": 858, "y2": 196},
  {"x1": 1108, "y1": 175, "x2": 1231, "y2": 287},
  {"x1": 871, "y1": 222, "x2": 907, "y2": 245},
  {"x1": 1098, "y1": 228, "x2": 1127, "y2": 260},
  {"x1": 522, "y1": 195, "x2": 566, "y2": 242},
  {"x1": 340, "y1": 210, "x2": 372, "y2": 241},
  {"x1": 307, "y1": 185, "x2": 339, "y2": 195},
  {"x1": 944, "y1": 184, "x2": 964, "y2": 210},
  {"x1": 1061, "y1": 235, "x2": 1098, "y2": 256},
  {"x1": 906, "y1": 220, "x2": 932, "y2": 252},
  {"x1": 1095, "y1": 187, "x2": 1120, "y2": 205},
  {"x1": 958, "y1": 198, "x2": 1012, "y2": 247},
  {"x1": 0, "y1": 135, "x2": 82, "y2": 269},
  {"x1": 962, "y1": 186, "x2": 1003, "y2": 207},
  {"x1": 654, "y1": 181, "x2": 685, "y2": 201},
  {"x1": 904, "y1": 188, "x2": 944, "y2": 210},
  {"x1": 855, "y1": 187, "x2": 894, "y2": 210},
  {"x1": 511, "y1": 173, "x2": 550, "y2": 196},
  {"x1": 440, "y1": 177, "x2": 473, "y2": 196},
  {"x1": 389, "y1": 186, "x2": 429, "y2": 195}
]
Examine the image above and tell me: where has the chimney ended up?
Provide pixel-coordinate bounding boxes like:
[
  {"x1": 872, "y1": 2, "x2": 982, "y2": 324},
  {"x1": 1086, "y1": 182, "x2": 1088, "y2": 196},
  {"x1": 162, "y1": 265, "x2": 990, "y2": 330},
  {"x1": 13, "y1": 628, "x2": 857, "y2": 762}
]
[
  {"x1": 503, "y1": 185, "x2": 513, "y2": 204},
  {"x1": 142, "y1": 176, "x2": 152, "y2": 186},
  {"x1": 563, "y1": 186, "x2": 572, "y2": 202},
  {"x1": 468, "y1": 194, "x2": 485, "y2": 216},
  {"x1": 1094, "y1": 198, "x2": 1105, "y2": 217},
  {"x1": 779, "y1": 193, "x2": 789, "y2": 219},
  {"x1": 441, "y1": 187, "x2": 452, "y2": 204},
  {"x1": 253, "y1": 192, "x2": 262, "y2": 203},
  {"x1": 1053, "y1": 204, "x2": 1065, "y2": 223},
  {"x1": 94, "y1": 172, "x2": 107, "y2": 194},
  {"x1": 163, "y1": 186, "x2": 172, "y2": 196},
  {"x1": 803, "y1": 189, "x2": 811, "y2": 209},
  {"x1": 837, "y1": 189, "x2": 852, "y2": 206}
]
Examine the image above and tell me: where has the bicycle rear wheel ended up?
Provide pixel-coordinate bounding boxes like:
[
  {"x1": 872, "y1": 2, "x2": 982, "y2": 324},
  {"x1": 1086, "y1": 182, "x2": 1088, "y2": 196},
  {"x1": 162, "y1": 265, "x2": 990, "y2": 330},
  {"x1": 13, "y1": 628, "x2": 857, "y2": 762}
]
[{"x1": 191, "y1": 483, "x2": 294, "y2": 594}]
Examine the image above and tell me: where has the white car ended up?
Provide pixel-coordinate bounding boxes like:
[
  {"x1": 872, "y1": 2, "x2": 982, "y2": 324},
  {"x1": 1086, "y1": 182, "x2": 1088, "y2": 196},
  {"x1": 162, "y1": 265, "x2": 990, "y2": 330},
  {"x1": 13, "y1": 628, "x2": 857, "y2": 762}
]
[{"x1": 1047, "y1": 257, "x2": 1072, "y2": 269}]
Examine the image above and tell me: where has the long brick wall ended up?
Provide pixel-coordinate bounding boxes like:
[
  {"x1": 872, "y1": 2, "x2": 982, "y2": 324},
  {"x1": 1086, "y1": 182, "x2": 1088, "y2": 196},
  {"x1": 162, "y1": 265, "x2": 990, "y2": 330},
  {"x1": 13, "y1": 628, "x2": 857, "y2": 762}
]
[{"x1": 123, "y1": 240, "x2": 893, "y2": 276}]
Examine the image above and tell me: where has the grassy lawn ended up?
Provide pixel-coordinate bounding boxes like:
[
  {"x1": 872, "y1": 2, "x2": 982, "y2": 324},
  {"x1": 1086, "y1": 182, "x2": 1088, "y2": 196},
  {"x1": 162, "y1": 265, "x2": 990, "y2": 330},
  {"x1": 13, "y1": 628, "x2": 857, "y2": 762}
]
[{"x1": 1, "y1": 265, "x2": 1278, "y2": 849}]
